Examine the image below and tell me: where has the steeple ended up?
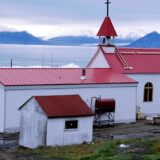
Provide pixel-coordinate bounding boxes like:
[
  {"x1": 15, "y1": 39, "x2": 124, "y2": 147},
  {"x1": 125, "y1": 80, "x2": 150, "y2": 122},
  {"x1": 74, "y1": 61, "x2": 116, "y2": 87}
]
[{"x1": 97, "y1": 0, "x2": 117, "y2": 46}]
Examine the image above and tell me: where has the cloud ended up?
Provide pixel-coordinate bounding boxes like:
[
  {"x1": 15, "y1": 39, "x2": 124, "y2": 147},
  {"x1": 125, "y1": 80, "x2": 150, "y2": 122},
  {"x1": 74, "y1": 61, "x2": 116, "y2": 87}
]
[
  {"x1": 1, "y1": 0, "x2": 160, "y2": 24},
  {"x1": 0, "y1": 0, "x2": 160, "y2": 37},
  {"x1": 0, "y1": 0, "x2": 101, "y2": 25}
]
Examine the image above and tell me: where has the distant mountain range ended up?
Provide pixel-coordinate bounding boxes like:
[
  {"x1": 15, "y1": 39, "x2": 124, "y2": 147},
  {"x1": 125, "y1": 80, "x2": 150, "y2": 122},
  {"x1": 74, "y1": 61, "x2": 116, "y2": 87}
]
[
  {"x1": 0, "y1": 30, "x2": 160, "y2": 48},
  {"x1": 47, "y1": 36, "x2": 98, "y2": 46},
  {"x1": 126, "y1": 31, "x2": 160, "y2": 48},
  {"x1": 0, "y1": 31, "x2": 135, "y2": 46},
  {"x1": 0, "y1": 31, "x2": 47, "y2": 45}
]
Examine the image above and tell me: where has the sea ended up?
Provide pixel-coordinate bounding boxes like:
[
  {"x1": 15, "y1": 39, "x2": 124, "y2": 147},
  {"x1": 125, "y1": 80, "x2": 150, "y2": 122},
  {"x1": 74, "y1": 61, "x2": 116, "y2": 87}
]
[{"x1": 0, "y1": 44, "x2": 97, "y2": 68}]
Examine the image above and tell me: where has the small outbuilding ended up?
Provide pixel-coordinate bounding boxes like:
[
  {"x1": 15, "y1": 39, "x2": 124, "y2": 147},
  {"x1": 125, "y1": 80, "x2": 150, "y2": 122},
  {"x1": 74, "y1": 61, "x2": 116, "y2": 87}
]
[{"x1": 19, "y1": 95, "x2": 94, "y2": 149}]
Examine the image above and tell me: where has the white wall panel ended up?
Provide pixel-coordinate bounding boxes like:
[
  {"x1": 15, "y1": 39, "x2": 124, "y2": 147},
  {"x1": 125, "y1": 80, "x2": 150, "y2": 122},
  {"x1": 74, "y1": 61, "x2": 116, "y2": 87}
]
[
  {"x1": 89, "y1": 51, "x2": 110, "y2": 68},
  {"x1": 128, "y1": 74, "x2": 160, "y2": 115},
  {"x1": 5, "y1": 84, "x2": 137, "y2": 132},
  {"x1": 47, "y1": 117, "x2": 93, "y2": 146}
]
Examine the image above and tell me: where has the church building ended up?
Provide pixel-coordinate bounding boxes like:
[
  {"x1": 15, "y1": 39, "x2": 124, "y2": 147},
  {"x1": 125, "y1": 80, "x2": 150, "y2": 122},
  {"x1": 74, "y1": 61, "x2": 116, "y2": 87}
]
[{"x1": 0, "y1": 1, "x2": 160, "y2": 133}]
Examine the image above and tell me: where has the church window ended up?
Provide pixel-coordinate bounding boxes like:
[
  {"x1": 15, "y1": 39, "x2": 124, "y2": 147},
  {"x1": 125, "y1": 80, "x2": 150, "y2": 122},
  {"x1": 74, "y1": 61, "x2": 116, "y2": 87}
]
[{"x1": 144, "y1": 82, "x2": 153, "y2": 102}]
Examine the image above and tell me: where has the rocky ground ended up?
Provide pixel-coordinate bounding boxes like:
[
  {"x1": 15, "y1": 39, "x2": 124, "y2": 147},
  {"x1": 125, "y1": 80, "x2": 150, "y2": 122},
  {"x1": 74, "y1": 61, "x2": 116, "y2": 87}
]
[{"x1": 0, "y1": 120, "x2": 160, "y2": 160}]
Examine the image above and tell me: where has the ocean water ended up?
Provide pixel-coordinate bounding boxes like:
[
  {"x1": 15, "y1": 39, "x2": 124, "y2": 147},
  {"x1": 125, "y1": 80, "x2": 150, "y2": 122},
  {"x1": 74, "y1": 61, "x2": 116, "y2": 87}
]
[{"x1": 0, "y1": 44, "x2": 97, "y2": 68}]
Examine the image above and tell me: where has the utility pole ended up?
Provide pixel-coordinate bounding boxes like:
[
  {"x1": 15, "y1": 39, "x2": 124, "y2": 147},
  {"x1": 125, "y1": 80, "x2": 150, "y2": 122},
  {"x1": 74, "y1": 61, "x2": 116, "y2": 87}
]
[{"x1": 11, "y1": 58, "x2": 13, "y2": 68}]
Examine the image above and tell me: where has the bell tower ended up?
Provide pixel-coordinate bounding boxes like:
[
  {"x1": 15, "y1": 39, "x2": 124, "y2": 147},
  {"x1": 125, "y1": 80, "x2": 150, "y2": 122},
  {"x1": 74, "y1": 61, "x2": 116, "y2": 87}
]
[{"x1": 97, "y1": 0, "x2": 117, "y2": 53}]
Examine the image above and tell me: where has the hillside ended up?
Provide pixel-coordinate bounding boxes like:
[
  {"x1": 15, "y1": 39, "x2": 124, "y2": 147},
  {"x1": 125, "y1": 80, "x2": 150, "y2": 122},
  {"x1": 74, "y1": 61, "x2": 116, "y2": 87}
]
[
  {"x1": 127, "y1": 31, "x2": 160, "y2": 48},
  {"x1": 47, "y1": 36, "x2": 135, "y2": 46},
  {"x1": 0, "y1": 31, "x2": 47, "y2": 45},
  {"x1": 0, "y1": 30, "x2": 160, "y2": 47},
  {"x1": 47, "y1": 36, "x2": 97, "y2": 46}
]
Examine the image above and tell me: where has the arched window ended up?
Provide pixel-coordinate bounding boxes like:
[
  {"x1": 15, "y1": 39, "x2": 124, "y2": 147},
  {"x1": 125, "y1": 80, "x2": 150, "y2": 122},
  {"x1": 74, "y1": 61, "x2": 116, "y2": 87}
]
[{"x1": 144, "y1": 82, "x2": 153, "y2": 102}]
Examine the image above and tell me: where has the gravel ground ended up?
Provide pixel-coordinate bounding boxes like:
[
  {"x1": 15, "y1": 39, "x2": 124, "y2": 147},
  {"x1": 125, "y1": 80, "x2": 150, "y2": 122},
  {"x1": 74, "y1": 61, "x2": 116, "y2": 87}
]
[{"x1": 94, "y1": 120, "x2": 160, "y2": 140}]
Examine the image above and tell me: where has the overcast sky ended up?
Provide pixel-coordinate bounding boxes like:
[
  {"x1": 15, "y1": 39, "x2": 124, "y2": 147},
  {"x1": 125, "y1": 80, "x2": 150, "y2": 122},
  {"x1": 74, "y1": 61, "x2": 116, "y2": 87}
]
[{"x1": 0, "y1": 0, "x2": 160, "y2": 38}]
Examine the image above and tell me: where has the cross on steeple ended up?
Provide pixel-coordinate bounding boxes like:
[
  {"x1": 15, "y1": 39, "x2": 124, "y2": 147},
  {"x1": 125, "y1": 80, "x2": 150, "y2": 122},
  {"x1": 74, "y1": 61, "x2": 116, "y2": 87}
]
[{"x1": 105, "y1": 0, "x2": 111, "y2": 17}]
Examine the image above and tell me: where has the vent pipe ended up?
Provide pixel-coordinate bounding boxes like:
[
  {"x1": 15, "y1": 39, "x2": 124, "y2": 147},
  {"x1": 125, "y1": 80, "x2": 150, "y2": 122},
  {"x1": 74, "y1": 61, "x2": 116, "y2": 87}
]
[{"x1": 80, "y1": 68, "x2": 87, "y2": 80}]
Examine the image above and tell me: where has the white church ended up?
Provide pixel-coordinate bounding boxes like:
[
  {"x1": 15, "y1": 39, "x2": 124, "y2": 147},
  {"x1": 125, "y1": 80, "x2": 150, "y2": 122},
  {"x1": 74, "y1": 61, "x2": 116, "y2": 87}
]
[{"x1": 0, "y1": 1, "x2": 160, "y2": 135}]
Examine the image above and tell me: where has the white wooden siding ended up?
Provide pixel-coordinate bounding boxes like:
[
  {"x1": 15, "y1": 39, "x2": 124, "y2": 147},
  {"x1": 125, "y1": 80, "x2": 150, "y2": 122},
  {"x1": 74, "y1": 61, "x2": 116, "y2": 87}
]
[
  {"x1": 128, "y1": 74, "x2": 160, "y2": 115},
  {"x1": 19, "y1": 98, "x2": 47, "y2": 148},
  {"x1": 46, "y1": 117, "x2": 93, "y2": 146},
  {"x1": 4, "y1": 84, "x2": 137, "y2": 132}
]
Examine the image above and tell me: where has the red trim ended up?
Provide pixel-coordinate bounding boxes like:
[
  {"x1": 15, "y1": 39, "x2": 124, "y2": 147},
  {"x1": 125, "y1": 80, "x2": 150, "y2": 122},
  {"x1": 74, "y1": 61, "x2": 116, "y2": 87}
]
[{"x1": 87, "y1": 48, "x2": 101, "y2": 68}]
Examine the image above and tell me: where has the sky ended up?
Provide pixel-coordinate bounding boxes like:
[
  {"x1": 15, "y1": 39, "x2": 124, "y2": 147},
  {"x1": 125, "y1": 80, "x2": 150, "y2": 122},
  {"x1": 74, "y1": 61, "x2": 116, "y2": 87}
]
[{"x1": 0, "y1": 0, "x2": 160, "y2": 39}]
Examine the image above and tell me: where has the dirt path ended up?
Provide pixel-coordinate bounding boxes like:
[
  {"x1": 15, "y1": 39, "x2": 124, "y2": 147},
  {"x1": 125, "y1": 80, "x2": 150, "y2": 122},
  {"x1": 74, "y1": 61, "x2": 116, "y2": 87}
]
[
  {"x1": 0, "y1": 152, "x2": 15, "y2": 160},
  {"x1": 0, "y1": 151, "x2": 62, "y2": 160},
  {"x1": 0, "y1": 152, "x2": 37, "y2": 160}
]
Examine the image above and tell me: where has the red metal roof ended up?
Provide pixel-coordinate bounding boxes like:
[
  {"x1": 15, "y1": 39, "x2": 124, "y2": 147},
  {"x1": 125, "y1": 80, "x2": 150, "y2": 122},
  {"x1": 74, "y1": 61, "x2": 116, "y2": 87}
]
[
  {"x1": 34, "y1": 95, "x2": 94, "y2": 118},
  {"x1": 102, "y1": 47, "x2": 160, "y2": 74},
  {"x1": 97, "y1": 17, "x2": 117, "y2": 37},
  {"x1": 0, "y1": 68, "x2": 137, "y2": 86}
]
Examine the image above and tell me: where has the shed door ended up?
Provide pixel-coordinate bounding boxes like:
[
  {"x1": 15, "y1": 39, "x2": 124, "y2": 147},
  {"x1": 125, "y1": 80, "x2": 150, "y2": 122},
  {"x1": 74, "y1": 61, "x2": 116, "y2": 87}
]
[
  {"x1": 19, "y1": 112, "x2": 37, "y2": 148},
  {"x1": 34, "y1": 113, "x2": 47, "y2": 147},
  {"x1": 19, "y1": 112, "x2": 47, "y2": 148}
]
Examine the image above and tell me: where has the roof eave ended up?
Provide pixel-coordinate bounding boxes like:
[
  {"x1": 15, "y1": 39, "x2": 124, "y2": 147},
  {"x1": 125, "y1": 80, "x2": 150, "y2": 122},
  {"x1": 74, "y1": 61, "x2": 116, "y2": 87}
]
[{"x1": 47, "y1": 114, "x2": 95, "y2": 119}]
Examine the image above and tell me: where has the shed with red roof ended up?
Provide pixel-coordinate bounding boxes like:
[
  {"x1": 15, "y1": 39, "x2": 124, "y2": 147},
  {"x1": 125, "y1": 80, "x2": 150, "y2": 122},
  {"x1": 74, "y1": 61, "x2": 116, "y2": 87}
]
[{"x1": 19, "y1": 95, "x2": 94, "y2": 148}]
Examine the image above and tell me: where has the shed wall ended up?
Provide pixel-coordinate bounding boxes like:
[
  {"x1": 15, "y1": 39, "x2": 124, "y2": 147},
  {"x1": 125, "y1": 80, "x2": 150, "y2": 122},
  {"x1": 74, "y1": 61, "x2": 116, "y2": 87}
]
[
  {"x1": 47, "y1": 117, "x2": 93, "y2": 146},
  {"x1": 19, "y1": 98, "x2": 47, "y2": 148}
]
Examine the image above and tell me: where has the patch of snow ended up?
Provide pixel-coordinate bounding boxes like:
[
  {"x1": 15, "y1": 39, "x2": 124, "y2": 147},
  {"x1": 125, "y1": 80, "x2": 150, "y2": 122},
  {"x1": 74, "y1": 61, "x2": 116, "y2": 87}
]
[
  {"x1": 119, "y1": 144, "x2": 129, "y2": 148},
  {"x1": 60, "y1": 63, "x2": 81, "y2": 68}
]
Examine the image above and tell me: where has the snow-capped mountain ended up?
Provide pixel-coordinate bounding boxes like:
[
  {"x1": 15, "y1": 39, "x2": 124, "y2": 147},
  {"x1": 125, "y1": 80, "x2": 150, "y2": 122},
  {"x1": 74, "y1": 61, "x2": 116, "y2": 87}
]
[
  {"x1": 125, "y1": 32, "x2": 143, "y2": 40},
  {"x1": 119, "y1": 30, "x2": 147, "y2": 41},
  {"x1": 0, "y1": 26, "x2": 159, "y2": 48},
  {"x1": 126, "y1": 31, "x2": 160, "y2": 48}
]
